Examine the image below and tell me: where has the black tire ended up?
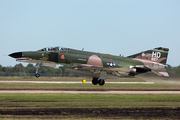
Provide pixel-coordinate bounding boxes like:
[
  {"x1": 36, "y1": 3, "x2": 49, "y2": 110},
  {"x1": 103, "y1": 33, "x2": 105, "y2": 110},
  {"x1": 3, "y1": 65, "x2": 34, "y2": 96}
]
[
  {"x1": 35, "y1": 73, "x2": 40, "y2": 78},
  {"x1": 92, "y1": 78, "x2": 98, "y2": 85},
  {"x1": 99, "y1": 79, "x2": 105, "y2": 86}
]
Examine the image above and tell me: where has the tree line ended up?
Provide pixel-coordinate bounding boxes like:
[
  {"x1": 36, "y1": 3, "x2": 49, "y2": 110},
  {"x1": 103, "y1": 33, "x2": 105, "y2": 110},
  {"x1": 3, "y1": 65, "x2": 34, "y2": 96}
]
[
  {"x1": 0, "y1": 63, "x2": 180, "y2": 78},
  {"x1": 0, "y1": 63, "x2": 82, "y2": 77}
]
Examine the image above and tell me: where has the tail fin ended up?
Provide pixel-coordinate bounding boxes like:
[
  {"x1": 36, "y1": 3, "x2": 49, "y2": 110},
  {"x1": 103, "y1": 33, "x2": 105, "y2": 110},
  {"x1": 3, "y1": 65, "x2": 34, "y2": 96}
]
[
  {"x1": 127, "y1": 47, "x2": 169, "y2": 65},
  {"x1": 127, "y1": 47, "x2": 169, "y2": 77}
]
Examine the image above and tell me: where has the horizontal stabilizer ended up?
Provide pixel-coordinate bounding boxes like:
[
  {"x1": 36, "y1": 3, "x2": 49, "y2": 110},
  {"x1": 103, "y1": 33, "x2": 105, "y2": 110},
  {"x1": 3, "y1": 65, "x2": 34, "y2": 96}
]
[{"x1": 151, "y1": 69, "x2": 169, "y2": 77}]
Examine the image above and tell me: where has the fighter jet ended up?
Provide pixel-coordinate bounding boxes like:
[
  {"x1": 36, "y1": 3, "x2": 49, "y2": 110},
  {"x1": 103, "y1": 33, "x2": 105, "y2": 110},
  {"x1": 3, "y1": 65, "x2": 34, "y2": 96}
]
[{"x1": 9, "y1": 47, "x2": 169, "y2": 86}]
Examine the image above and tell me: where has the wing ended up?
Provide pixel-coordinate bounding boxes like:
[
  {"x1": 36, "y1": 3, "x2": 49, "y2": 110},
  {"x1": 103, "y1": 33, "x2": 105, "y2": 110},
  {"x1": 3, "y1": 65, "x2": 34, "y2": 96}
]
[
  {"x1": 66, "y1": 62, "x2": 133, "y2": 79},
  {"x1": 67, "y1": 61, "x2": 169, "y2": 79}
]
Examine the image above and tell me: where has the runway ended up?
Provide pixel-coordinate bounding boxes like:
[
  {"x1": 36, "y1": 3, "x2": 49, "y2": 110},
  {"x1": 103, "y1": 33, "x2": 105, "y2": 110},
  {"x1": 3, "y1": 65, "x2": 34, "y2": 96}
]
[
  {"x1": 0, "y1": 90, "x2": 180, "y2": 94},
  {"x1": 0, "y1": 81, "x2": 154, "y2": 84}
]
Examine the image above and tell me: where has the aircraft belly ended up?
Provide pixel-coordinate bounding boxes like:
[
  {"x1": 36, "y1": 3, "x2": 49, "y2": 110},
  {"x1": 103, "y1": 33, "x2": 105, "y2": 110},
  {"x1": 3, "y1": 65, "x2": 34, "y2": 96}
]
[{"x1": 66, "y1": 68, "x2": 126, "y2": 79}]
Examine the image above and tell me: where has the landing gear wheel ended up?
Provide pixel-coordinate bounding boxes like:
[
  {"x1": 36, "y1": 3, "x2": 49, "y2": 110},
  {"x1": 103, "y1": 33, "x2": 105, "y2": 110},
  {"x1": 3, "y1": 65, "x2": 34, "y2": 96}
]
[
  {"x1": 35, "y1": 73, "x2": 40, "y2": 78},
  {"x1": 92, "y1": 78, "x2": 99, "y2": 85},
  {"x1": 99, "y1": 79, "x2": 105, "y2": 86}
]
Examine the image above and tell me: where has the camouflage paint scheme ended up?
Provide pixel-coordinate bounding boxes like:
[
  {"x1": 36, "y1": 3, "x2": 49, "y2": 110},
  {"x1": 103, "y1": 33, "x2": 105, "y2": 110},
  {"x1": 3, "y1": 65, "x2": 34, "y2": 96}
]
[{"x1": 9, "y1": 47, "x2": 169, "y2": 86}]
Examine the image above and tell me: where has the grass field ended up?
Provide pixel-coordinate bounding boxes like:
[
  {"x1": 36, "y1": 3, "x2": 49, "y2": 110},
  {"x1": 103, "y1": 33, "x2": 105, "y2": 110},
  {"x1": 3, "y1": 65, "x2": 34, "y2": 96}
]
[
  {"x1": 0, "y1": 118, "x2": 123, "y2": 120},
  {"x1": 1, "y1": 82, "x2": 180, "y2": 90},
  {"x1": 0, "y1": 94, "x2": 180, "y2": 108}
]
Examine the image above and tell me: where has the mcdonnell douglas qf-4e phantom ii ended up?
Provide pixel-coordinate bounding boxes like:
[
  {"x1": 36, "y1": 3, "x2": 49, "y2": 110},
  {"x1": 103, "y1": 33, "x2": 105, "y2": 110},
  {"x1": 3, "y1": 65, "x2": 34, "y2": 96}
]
[{"x1": 9, "y1": 47, "x2": 169, "y2": 86}]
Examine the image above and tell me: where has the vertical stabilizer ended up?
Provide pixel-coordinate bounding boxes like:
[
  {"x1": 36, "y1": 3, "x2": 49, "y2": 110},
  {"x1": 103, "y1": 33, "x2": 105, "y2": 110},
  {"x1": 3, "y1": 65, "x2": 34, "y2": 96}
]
[
  {"x1": 127, "y1": 47, "x2": 169, "y2": 65},
  {"x1": 127, "y1": 47, "x2": 169, "y2": 77}
]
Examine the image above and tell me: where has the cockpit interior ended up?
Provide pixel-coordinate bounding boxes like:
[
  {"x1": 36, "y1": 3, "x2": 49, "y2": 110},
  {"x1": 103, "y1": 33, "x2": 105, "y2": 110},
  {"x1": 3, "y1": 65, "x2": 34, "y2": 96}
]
[{"x1": 38, "y1": 47, "x2": 70, "y2": 52}]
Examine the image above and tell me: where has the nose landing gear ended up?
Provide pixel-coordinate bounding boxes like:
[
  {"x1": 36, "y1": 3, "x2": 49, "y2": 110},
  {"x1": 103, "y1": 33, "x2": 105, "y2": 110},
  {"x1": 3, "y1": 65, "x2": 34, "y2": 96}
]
[
  {"x1": 35, "y1": 73, "x2": 40, "y2": 78},
  {"x1": 35, "y1": 62, "x2": 41, "y2": 78}
]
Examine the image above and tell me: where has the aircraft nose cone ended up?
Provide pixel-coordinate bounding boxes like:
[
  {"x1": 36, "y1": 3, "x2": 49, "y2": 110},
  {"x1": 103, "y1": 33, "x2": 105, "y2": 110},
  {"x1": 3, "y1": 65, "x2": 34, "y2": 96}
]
[{"x1": 9, "y1": 52, "x2": 22, "y2": 58}]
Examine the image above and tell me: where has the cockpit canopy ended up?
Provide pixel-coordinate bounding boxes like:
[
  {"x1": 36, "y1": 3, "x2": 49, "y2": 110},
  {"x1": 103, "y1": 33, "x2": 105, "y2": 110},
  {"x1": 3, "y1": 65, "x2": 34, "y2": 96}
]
[{"x1": 38, "y1": 47, "x2": 70, "y2": 52}]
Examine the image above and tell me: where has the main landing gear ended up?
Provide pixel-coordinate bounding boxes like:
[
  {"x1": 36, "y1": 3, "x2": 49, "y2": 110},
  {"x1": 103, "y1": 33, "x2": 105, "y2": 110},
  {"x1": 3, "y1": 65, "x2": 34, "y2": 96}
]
[{"x1": 92, "y1": 77, "x2": 105, "y2": 86}]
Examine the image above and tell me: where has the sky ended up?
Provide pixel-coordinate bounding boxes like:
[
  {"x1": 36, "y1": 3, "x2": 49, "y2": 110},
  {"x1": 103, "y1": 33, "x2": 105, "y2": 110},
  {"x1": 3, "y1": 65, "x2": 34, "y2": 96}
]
[{"x1": 0, "y1": 0, "x2": 180, "y2": 67}]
